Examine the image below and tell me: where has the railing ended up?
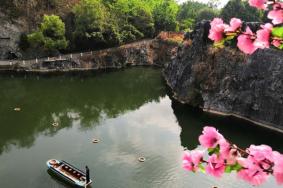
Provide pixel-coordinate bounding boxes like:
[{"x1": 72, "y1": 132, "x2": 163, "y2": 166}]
[{"x1": 0, "y1": 39, "x2": 153, "y2": 69}]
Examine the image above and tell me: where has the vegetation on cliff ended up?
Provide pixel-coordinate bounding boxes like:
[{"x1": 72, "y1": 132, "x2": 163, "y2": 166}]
[
  {"x1": 1, "y1": 0, "x2": 220, "y2": 52},
  {"x1": 27, "y1": 15, "x2": 68, "y2": 51},
  {"x1": 0, "y1": 0, "x2": 269, "y2": 55}
]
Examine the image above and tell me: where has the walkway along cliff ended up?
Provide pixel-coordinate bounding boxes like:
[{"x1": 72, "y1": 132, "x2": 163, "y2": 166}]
[
  {"x1": 164, "y1": 21, "x2": 283, "y2": 132},
  {"x1": 0, "y1": 32, "x2": 183, "y2": 72}
]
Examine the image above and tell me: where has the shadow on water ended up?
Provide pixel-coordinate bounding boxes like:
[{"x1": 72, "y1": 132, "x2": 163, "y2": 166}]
[
  {"x1": 0, "y1": 68, "x2": 166, "y2": 154},
  {"x1": 171, "y1": 99, "x2": 283, "y2": 152}
]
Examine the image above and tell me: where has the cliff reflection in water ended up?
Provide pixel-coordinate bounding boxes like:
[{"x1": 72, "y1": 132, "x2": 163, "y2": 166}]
[
  {"x1": 0, "y1": 68, "x2": 166, "y2": 154},
  {"x1": 172, "y1": 100, "x2": 283, "y2": 152}
]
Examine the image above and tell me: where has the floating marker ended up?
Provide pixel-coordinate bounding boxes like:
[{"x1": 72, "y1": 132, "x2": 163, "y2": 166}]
[
  {"x1": 138, "y1": 157, "x2": 146, "y2": 162},
  {"x1": 52, "y1": 122, "x2": 59, "y2": 127},
  {"x1": 14, "y1": 108, "x2": 21, "y2": 112},
  {"x1": 92, "y1": 138, "x2": 100, "y2": 143}
]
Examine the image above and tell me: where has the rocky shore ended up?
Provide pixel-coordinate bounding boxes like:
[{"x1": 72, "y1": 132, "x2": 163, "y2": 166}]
[
  {"x1": 164, "y1": 21, "x2": 283, "y2": 131},
  {"x1": 0, "y1": 37, "x2": 179, "y2": 73}
]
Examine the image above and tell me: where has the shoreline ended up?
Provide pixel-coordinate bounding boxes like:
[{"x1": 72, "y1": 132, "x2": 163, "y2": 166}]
[
  {"x1": 0, "y1": 64, "x2": 162, "y2": 75},
  {"x1": 202, "y1": 108, "x2": 283, "y2": 134}
]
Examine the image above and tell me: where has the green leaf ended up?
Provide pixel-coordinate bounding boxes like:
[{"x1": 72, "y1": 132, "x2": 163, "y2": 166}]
[
  {"x1": 207, "y1": 145, "x2": 220, "y2": 156},
  {"x1": 272, "y1": 27, "x2": 283, "y2": 38},
  {"x1": 225, "y1": 35, "x2": 235, "y2": 41},
  {"x1": 225, "y1": 166, "x2": 232, "y2": 173},
  {"x1": 198, "y1": 164, "x2": 206, "y2": 173},
  {"x1": 225, "y1": 163, "x2": 243, "y2": 173},
  {"x1": 231, "y1": 163, "x2": 243, "y2": 172},
  {"x1": 213, "y1": 39, "x2": 225, "y2": 48},
  {"x1": 208, "y1": 148, "x2": 215, "y2": 156},
  {"x1": 279, "y1": 44, "x2": 283, "y2": 50}
]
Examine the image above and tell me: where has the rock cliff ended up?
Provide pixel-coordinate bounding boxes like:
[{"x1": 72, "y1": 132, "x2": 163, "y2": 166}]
[
  {"x1": 164, "y1": 21, "x2": 283, "y2": 131},
  {"x1": 0, "y1": 13, "x2": 27, "y2": 59}
]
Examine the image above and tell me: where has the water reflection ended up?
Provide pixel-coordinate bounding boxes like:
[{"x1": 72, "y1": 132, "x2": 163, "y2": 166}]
[
  {"x1": 0, "y1": 68, "x2": 166, "y2": 154},
  {"x1": 172, "y1": 100, "x2": 283, "y2": 152}
]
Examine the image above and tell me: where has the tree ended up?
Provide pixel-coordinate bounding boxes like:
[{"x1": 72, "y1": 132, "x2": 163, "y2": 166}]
[
  {"x1": 27, "y1": 14, "x2": 68, "y2": 51},
  {"x1": 73, "y1": 0, "x2": 110, "y2": 48},
  {"x1": 195, "y1": 8, "x2": 219, "y2": 23},
  {"x1": 177, "y1": 1, "x2": 215, "y2": 30},
  {"x1": 153, "y1": 0, "x2": 179, "y2": 32},
  {"x1": 220, "y1": 0, "x2": 263, "y2": 22},
  {"x1": 177, "y1": 1, "x2": 209, "y2": 21},
  {"x1": 110, "y1": 0, "x2": 154, "y2": 40}
]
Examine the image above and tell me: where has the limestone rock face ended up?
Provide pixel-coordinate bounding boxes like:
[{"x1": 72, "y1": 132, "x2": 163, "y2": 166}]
[
  {"x1": 0, "y1": 13, "x2": 25, "y2": 59},
  {"x1": 164, "y1": 21, "x2": 283, "y2": 129}
]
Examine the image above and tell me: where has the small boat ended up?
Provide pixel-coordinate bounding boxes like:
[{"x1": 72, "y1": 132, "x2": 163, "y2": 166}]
[{"x1": 47, "y1": 159, "x2": 92, "y2": 187}]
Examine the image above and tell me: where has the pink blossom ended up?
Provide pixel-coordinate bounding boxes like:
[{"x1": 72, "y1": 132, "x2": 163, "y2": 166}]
[
  {"x1": 219, "y1": 139, "x2": 230, "y2": 158},
  {"x1": 205, "y1": 154, "x2": 225, "y2": 178},
  {"x1": 237, "y1": 27, "x2": 258, "y2": 54},
  {"x1": 225, "y1": 18, "x2": 242, "y2": 32},
  {"x1": 273, "y1": 152, "x2": 283, "y2": 185},
  {"x1": 210, "y1": 138, "x2": 238, "y2": 165},
  {"x1": 268, "y1": 3, "x2": 283, "y2": 25},
  {"x1": 183, "y1": 150, "x2": 204, "y2": 172},
  {"x1": 254, "y1": 24, "x2": 272, "y2": 49},
  {"x1": 218, "y1": 139, "x2": 237, "y2": 164},
  {"x1": 248, "y1": 145, "x2": 274, "y2": 170},
  {"x1": 199, "y1": 126, "x2": 223, "y2": 148},
  {"x1": 248, "y1": 145, "x2": 273, "y2": 160},
  {"x1": 248, "y1": 0, "x2": 267, "y2": 10},
  {"x1": 209, "y1": 18, "x2": 228, "y2": 42},
  {"x1": 237, "y1": 157, "x2": 269, "y2": 186},
  {"x1": 272, "y1": 39, "x2": 282, "y2": 47}
]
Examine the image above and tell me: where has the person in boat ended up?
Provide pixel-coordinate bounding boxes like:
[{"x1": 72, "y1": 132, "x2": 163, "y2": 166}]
[{"x1": 85, "y1": 166, "x2": 90, "y2": 184}]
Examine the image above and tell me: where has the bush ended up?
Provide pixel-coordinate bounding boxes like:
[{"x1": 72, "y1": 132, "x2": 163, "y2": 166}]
[
  {"x1": 27, "y1": 15, "x2": 68, "y2": 51},
  {"x1": 120, "y1": 25, "x2": 144, "y2": 43},
  {"x1": 195, "y1": 8, "x2": 219, "y2": 23}
]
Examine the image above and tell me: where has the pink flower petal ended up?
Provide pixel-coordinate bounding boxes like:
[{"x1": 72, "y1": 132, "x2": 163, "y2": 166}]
[
  {"x1": 199, "y1": 126, "x2": 223, "y2": 148},
  {"x1": 268, "y1": 9, "x2": 283, "y2": 25},
  {"x1": 183, "y1": 150, "x2": 204, "y2": 172},
  {"x1": 272, "y1": 39, "x2": 281, "y2": 47},
  {"x1": 205, "y1": 154, "x2": 225, "y2": 178},
  {"x1": 248, "y1": 0, "x2": 267, "y2": 10},
  {"x1": 209, "y1": 18, "x2": 228, "y2": 42},
  {"x1": 225, "y1": 18, "x2": 242, "y2": 32},
  {"x1": 273, "y1": 152, "x2": 283, "y2": 185},
  {"x1": 237, "y1": 157, "x2": 269, "y2": 186},
  {"x1": 237, "y1": 35, "x2": 258, "y2": 54}
]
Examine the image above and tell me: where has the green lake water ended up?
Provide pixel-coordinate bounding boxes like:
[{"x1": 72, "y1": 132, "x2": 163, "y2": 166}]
[{"x1": 0, "y1": 67, "x2": 282, "y2": 188}]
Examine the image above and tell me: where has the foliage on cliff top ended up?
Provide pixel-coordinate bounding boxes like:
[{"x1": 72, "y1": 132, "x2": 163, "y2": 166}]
[
  {"x1": 27, "y1": 15, "x2": 68, "y2": 51},
  {"x1": 18, "y1": 0, "x2": 268, "y2": 53}
]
